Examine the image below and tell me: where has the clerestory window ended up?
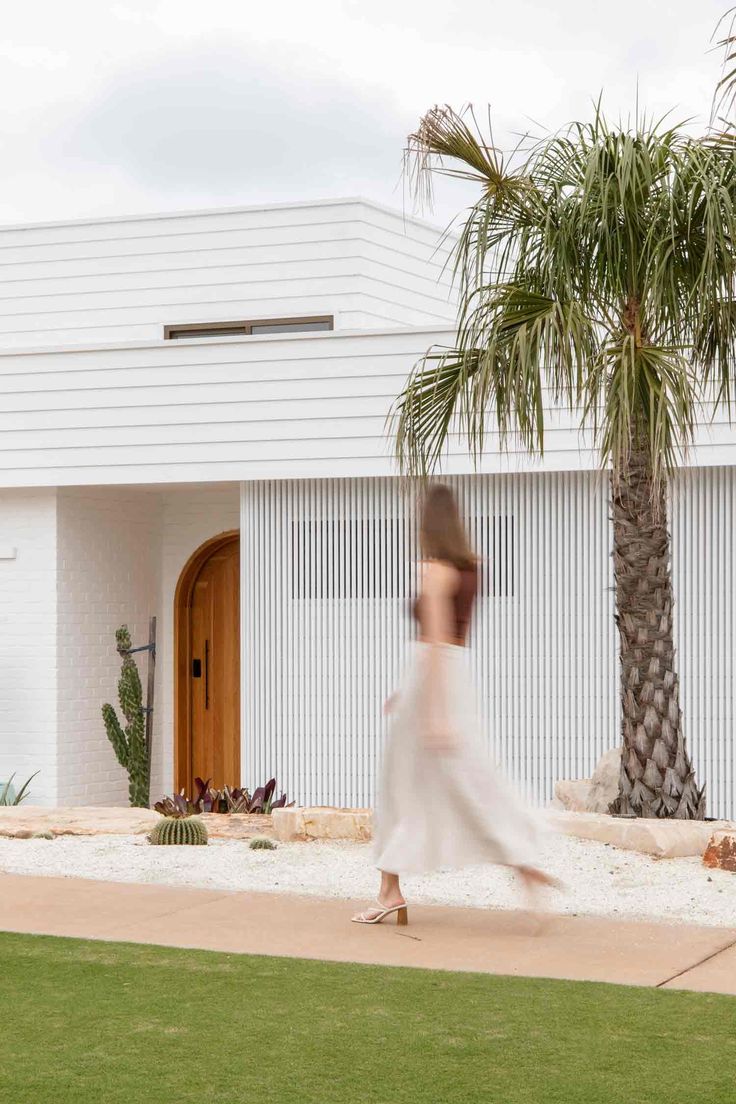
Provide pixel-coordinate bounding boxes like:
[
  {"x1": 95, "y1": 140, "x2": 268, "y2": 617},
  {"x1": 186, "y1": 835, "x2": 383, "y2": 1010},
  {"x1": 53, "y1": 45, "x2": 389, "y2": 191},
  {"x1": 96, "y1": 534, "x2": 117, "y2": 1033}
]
[{"x1": 164, "y1": 316, "x2": 333, "y2": 340}]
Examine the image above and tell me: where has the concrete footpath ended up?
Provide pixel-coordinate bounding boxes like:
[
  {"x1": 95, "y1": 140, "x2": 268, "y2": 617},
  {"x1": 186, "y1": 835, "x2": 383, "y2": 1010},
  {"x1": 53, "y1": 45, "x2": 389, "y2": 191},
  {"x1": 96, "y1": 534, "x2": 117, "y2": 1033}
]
[{"x1": 1, "y1": 872, "x2": 735, "y2": 995}]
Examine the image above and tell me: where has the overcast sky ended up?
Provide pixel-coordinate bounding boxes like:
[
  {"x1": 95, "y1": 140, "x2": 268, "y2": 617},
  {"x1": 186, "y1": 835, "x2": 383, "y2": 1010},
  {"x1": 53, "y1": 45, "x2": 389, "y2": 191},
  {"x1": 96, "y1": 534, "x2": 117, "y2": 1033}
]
[{"x1": 0, "y1": 0, "x2": 731, "y2": 230}]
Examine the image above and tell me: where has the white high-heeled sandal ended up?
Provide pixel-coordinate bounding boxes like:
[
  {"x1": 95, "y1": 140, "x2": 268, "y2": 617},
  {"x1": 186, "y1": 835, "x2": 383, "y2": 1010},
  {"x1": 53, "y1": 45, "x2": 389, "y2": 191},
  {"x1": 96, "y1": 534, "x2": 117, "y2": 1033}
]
[{"x1": 351, "y1": 899, "x2": 409, "y2": 925}]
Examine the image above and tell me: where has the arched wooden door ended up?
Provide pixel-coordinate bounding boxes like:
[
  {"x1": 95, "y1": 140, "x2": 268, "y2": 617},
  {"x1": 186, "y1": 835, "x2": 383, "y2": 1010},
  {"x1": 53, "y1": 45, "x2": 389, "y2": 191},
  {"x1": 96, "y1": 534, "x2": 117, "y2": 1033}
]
[{"x1": 175, "y1": 533, "x2": 240, "y2": 794}]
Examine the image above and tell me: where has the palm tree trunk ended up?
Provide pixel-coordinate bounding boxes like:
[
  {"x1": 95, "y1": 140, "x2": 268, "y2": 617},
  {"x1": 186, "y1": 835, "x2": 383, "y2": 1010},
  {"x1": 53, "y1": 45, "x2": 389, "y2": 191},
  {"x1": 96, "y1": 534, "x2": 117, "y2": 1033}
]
[{"x1": 609, "y1": 446, "x2": 705, "y2": 819}]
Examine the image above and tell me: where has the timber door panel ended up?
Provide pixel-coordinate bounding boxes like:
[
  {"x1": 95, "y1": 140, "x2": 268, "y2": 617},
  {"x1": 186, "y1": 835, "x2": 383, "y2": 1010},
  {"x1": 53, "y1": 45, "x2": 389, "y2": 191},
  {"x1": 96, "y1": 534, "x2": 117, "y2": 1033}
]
[{"x1": 188, "y1": 538, "x2": 240, "y2": 790}]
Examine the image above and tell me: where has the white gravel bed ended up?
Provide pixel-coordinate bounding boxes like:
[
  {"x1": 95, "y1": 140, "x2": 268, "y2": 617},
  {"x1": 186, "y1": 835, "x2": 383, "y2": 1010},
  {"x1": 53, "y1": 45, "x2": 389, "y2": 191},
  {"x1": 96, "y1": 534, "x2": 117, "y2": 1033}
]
[{"x1": 1, "y1": 832, "x2": 735, "y2": 929}]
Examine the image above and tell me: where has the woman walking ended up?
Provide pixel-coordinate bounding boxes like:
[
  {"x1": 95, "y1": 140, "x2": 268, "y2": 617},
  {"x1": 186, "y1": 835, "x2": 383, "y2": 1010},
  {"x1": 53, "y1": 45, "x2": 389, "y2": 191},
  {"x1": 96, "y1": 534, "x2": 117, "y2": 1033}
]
[{"x1": 352, "y1": 484, "x2": 557, "y2": 926}]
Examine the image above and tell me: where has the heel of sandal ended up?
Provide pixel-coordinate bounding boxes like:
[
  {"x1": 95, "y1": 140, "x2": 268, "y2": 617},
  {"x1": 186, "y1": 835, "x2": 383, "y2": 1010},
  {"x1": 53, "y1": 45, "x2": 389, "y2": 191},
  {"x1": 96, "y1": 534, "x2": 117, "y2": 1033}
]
[{"x1": 396, "y1": 906, "x2": 408, "y2": 926}]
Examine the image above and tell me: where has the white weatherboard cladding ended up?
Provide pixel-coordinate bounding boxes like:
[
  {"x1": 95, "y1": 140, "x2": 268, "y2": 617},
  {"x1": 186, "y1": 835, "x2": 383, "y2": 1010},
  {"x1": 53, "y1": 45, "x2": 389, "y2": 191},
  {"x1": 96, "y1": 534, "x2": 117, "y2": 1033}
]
[
  {"x1": 2, "y1": 325, "x2": 736, "y2": 488},
  {"x1": 241, "y1": 469, "x2": 736, "y2": 817},
  {"x1": 241, "y1": 472, "x2": 618, "y2": 810},
  {"x1": 0, "y1": 200, "x2": 456, "y2": 348}
]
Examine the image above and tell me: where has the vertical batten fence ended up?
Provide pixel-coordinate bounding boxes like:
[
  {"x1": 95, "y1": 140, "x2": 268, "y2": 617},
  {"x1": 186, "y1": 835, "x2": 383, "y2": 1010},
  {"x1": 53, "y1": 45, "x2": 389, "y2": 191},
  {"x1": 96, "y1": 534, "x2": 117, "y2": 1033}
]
[
  {"x1": 241, "y1": 471, "x2": 618, "y2": 810},
  {"x1": 672, "y1": 468, "x2": 736, "y2": 820},
  {"x1": 241, "y1": 469, "x2": 735, "y2": 815}
]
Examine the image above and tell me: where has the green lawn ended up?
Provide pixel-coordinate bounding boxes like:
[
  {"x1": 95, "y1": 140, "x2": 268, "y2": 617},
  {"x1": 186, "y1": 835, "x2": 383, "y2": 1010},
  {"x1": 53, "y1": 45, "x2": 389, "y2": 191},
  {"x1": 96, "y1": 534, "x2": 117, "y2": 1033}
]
[{"x1": 1, "y1": 932, "x2": 735, "y2": 1104}]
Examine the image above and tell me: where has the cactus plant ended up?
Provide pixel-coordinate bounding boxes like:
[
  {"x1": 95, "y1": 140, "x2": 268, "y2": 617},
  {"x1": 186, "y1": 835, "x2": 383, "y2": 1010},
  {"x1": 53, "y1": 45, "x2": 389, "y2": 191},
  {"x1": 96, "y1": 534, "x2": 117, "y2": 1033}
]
[
  {"x1": 249, "y1": 836, "x2": 277, "y2": 850},
  {"x1": 149, "y1": 816, "x2": 208, "y2": 846},
  {"x1": 102, "y1": 626, "x2": 150, "y2": 808}
]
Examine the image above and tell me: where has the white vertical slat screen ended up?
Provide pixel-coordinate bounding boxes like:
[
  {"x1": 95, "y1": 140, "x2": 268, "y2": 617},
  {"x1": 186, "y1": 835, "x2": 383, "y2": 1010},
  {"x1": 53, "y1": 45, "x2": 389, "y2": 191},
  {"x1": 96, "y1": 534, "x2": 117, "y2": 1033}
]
[
  {"x1": 671, "y1": 468, "x2": 736, "y2": 820},
  {"x1": 241, "y1": 471, "x2": 618, "y2": 809}
]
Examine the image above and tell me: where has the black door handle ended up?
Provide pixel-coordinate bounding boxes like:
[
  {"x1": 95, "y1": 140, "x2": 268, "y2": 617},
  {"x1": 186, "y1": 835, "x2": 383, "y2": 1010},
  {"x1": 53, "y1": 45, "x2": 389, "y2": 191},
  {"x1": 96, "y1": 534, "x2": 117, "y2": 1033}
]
[{"x1": 205, "y1": 639, "x2": 210, "y2": 710}]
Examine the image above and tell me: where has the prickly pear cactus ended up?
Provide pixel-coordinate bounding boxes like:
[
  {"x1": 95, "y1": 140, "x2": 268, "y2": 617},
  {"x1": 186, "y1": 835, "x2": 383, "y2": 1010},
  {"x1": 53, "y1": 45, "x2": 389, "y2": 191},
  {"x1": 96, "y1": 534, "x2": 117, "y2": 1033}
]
[
  {"x1": 102, "y1": 625, "x2": 150, "y2": 808},
  {"x1": 149, "y1": 816, "x2": 208, "y2": 846}
]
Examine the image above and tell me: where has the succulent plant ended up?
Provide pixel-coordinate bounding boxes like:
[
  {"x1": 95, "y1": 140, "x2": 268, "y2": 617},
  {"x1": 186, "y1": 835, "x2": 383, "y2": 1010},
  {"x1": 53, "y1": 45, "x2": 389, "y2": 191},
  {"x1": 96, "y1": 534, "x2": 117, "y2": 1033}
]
[
  {"x1": 154, "y1": 777, "x2": 292, "y2": 817},
  {"x1": 0, "y1": 771, "x2": 39, "y2": 806},
  {"x1": 249, "y1": 836, "x2": 277, "y2": 850},
  {"x1": 102, "y1": 626, "x2": 150, "y2": 808},
  {"x1": 149, "y1": 816, "x2": 208, "y2": 846},
  {"x1": 31, "y1": 830, "x2": 55, "y2": 840}
]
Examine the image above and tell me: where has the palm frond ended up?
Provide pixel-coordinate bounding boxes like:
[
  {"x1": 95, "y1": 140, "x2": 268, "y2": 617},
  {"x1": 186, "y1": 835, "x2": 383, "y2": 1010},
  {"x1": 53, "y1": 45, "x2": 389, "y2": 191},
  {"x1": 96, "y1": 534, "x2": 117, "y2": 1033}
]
[
  {"x1": 586, "y1": 340, "x2": 696, "y2": 492},
  {"x1": 405, "y1": 104, "x2": 531, "y2": 214},
  {"x1": 391, "y1": 348, "x2": 478, "y2": 477},
  {"x1": 392, "y1": 284, "x2": 598, "y2": 475},
  {"x1": 711, "y1": 7, "x2": 736, "y2": 124},
  {"x1": 395, "y1": 103, "x2": 736, "y2": 485}
]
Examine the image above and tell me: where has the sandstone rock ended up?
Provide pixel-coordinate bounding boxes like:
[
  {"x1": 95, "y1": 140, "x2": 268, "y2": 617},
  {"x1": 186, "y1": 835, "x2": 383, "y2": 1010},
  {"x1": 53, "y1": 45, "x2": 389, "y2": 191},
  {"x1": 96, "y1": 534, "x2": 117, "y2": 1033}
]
[
  {"x1": 547, "y1": 809, "x2": 734, "y2": 858},
  {"x1": 0, "y1": 806, "x2": 160, "y2": 838},
  {"x1": 200, "y1": 813, "x2": 273, "y2": 840},
  {"x1": 0, "y1": 806, "x2": 278, "y2": 841},
  {"x1": 553, "y1": 779, "x2": 592, "y2": 812},
  {"x1": 587, "y1": 747, "x2": 622, "y2": 814},
  {"x1": 272, "y1": 806, "x2": 373, "y2": 843},
  {"x1": 552, "y1": 748, "x2": 622, "y2": 815},
  {"x1": 703, "y1": 830, "x2": 736, "y2": 872}
]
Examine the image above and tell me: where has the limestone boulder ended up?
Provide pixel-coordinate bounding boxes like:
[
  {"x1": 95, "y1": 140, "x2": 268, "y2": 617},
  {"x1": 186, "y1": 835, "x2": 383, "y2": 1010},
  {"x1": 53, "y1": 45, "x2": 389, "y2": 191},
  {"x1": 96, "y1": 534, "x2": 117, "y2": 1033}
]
[
  {"x1": 703, "y1": 830, "x2": 736, "y2": 872},
  {"x1": 201, "y1": 813, "x2": 273, "y2": 840},
  {"x1": 587, "y1": 747, "x2": 622, "y2": 814},
  {"x1": 272, "y1": 806, "x2": 373, "y2": 843},
  {"x1": 552, "y1": 747, "x2": 622, "y2": 815},
  {"x1": 0, "y1": 806, "x2": 279, "y2": 841},
  {"x1": 0, "y1": 805, "x2": 160, "y2": 838},
  {"x1": 553, "y1": 779, "x2": 592, "y2": 812},
  {"x1": 547, "y1": 809, "x2": 733, "y2": 858}
]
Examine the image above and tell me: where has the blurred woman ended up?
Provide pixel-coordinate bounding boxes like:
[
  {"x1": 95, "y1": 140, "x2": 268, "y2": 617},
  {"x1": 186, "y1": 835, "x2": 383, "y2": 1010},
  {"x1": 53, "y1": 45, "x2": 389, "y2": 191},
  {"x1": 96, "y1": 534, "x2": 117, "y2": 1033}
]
[{"x1": 352, "y1": 483, "x2": 557, "y2": 926}]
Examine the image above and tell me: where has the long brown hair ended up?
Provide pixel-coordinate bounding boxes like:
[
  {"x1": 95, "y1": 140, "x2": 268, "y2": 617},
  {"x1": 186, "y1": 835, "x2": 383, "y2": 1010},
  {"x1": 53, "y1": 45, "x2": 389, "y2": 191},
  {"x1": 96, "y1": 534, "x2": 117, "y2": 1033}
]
[{"x1": 419, "y1": 484, "x2": 475, "y2": 569}]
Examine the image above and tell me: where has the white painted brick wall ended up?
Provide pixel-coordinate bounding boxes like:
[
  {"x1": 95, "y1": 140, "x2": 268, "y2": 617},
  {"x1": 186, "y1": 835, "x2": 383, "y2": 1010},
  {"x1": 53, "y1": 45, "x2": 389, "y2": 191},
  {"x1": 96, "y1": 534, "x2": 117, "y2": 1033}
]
[
  {"x1": 156, "y1": 484, "x2": 240, "y2": 799},
  {"x1": 56, "y1": 487, "x2": 161, "y2": 805},
  {"x1": 0, "y1": 489, "x2": 58, "y2": 805},
  {"x1": 1, "y1": 482, "x2": 240, "y2": 809}
]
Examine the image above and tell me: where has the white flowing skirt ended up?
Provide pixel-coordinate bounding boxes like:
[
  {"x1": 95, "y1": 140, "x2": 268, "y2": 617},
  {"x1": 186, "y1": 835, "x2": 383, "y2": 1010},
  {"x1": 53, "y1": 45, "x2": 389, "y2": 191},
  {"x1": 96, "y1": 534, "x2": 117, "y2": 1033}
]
[{"x1": 373, "y1": 643, "x2": 541, "y2": 875}]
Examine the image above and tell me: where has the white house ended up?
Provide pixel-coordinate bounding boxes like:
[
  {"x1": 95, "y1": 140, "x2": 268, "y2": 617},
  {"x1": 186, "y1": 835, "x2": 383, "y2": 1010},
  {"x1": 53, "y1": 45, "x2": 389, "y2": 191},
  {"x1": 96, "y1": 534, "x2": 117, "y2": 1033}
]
[{"x1": 0, "y1": 198, "x2": 734, "y2": 816}]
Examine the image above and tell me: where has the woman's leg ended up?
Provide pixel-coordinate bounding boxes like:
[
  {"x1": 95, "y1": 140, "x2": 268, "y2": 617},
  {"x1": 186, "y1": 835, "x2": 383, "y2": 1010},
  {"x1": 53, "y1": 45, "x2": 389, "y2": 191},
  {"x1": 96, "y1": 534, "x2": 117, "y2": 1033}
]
[
  {"x1": 379, "y1": 870, "x2": 405, "y2": 907},
  {"x1": 351, "y1": 870, "x2": 406, "y2": 923}
]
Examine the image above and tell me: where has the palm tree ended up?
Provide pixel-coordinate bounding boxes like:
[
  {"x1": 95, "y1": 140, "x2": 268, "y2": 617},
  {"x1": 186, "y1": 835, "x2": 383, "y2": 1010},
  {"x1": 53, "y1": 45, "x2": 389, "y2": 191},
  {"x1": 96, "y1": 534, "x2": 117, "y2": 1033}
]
[{"x1": 393, "y1": 105, "x2": 736, "y2": 818}]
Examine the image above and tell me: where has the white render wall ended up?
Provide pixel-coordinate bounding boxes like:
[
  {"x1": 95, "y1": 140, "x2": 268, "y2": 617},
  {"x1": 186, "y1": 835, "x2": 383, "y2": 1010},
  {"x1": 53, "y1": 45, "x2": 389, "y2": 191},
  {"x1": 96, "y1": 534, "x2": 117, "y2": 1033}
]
[
  {"x1": 56, "y1": 487, "x2": 161, "y2": 805},
  {"x1": 0, "y1": 488, "x2": 58, "y2": 805},
  {"x1": 0, "y1": 199, "x2": 456, "y2": 349}
]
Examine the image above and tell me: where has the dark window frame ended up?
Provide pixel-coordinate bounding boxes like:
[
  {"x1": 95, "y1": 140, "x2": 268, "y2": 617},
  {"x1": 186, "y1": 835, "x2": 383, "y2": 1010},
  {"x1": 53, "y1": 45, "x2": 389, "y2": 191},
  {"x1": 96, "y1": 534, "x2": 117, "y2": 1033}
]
[{"x1": 164, "y1": 316, "x2": 334, "y2": 340}]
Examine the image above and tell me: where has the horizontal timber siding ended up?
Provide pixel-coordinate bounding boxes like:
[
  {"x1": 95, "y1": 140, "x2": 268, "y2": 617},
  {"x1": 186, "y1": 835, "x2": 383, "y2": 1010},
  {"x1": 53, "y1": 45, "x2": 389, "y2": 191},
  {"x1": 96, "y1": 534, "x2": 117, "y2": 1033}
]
[
  {"x1": 1, "y1": 326, "x2": 735, "y2": 486},
  {"x1": 0, "y1": 200, "x2": 456, "y2": 347}
]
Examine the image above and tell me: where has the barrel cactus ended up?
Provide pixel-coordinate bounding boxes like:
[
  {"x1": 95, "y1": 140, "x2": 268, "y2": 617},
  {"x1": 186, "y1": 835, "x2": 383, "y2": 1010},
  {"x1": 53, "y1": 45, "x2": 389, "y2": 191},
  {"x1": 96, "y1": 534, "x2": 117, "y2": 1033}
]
[
  {"x1": 149, "y1": 816, "x2": 208, "y2": 846},
  {"x1": 102, "y1": 626, "x2": 150, "y2": 808},
  {"x1": 249, "y1": 836, "x2": 277, "y2": 850}
]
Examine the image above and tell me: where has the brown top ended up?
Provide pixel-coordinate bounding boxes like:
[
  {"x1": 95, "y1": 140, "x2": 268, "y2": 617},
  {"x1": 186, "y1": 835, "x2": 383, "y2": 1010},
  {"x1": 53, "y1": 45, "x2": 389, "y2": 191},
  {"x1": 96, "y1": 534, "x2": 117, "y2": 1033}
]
[{"x1": 412, "y1": 562, "x2": 478, "y2": 645}]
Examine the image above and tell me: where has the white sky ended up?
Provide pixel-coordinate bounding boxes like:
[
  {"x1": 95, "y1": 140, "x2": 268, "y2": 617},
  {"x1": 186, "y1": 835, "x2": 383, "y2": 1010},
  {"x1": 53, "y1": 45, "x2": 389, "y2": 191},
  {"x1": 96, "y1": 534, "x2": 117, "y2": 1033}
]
[{"x1": 0, "y1": 0, "x2": 731, "y2": 229}]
